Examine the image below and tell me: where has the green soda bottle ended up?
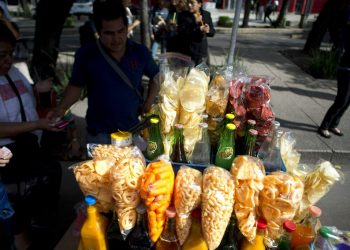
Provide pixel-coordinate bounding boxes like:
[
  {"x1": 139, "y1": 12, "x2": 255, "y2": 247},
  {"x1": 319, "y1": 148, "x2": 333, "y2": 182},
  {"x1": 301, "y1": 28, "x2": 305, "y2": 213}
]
[
  {"x1": 244, "y1": 129, "x2": 258, "y2": 156},
  {"x1": 215, "y1": 123, "x2": 236, "y2": 170},
  {"x1": 170, "y1": 124, "x2": 188, "y2": 163},
  {"x1": 146, "y1": 117, "x2": 164, "y2": 160}
]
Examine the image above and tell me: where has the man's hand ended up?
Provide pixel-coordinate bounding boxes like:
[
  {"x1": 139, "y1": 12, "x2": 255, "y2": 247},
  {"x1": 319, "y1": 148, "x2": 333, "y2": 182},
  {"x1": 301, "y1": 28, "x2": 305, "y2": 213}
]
[
  {"x1": 200, "y1": 24, "x2": 210, "y2": 34},
  {"x1": 0, "y1": 147, "x2": 12, "y2": 167},
  {"x1": 35, "y1": 77, "x2": 53, "y2": 93},
  {"x1": 46, "y1": 106, "x2": 66, "y2": 125}
]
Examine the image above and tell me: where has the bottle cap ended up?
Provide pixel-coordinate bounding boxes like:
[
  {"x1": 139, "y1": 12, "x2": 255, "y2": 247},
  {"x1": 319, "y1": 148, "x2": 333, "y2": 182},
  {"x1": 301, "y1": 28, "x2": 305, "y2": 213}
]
[
  {"x1": 273, "y1": 120, "x2": 281, "y2": 128},
  {"x1": 136, "y1": 203, "x2": 146, "y2": 214},
  {"x1": 319, "y1": 227, "x2": 332, "y2": 238},
  {"x1": 247, "y1": 119, "x2": 256, "y2": 126},
  {"x1": 257, "y1": 218, "x2": 267, "y2": 229},
  {"x1": 202, "y1": 114, "x2": 208, "y2": 119},
  {"x1": 225, "y1": 113, "x2": 235, "y2": 120},
  {"x1": 191, "y1": 208, "x2": 201, "y2": 219},
  {"x1": 226, "y1": 123, "x2": 236, "y2": 130},
  {"x1": 174, "y1": 124, "x2": 184, "y2": 129},
  {"x1": 249, "y1": 129, "x2": 258, "y2": 136},
  {"x1": 165, "y1": 207, "x2": 176, "y2": 218},
  {"x1": 150, "y1": 118, "x2": 160, "y2": 124},
  {"x1": 283, "y1": 220, "x2": 296, "y2": 233},
  {"x1": 309, "y1": 206, "x2": 322, "y2": 218},
  {"x1": 85, "y1": 195, "x2": 96, "y2": 206},
  {"x1": 199, "y1": 122, "x2": 208, "y2": 128}
]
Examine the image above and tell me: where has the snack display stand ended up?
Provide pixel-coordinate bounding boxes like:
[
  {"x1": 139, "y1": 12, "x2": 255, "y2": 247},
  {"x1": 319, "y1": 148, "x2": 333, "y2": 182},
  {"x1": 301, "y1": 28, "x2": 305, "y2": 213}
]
[{"x1": 64, "y1": 57, "x2": 347, "y2": 250}]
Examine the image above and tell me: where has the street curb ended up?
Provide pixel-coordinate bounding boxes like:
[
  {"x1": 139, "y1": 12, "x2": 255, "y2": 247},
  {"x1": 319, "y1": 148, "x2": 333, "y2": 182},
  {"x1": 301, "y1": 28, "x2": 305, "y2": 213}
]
[{"x1": 215, "y1": 26, "x2": 309, "y2": 34}]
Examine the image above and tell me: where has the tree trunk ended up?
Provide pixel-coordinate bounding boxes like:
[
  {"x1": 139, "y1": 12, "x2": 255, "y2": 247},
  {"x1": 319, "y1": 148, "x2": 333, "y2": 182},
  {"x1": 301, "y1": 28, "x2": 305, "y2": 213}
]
[
  {"x1": 242, "y1": 0, "x2": 252, "y2": 27},
  {"x1": 140, "y1": 0, "x2": 151, "y2": 48},
  {"x1": 30, "y1": 0, "x2": 74, "y2": 80},
  {"x1": 275, "y1": 0, "x2": 290, "y2": 27},
  {"x1": 303, "y1": 0, "x2": 345, "y2": 54}
]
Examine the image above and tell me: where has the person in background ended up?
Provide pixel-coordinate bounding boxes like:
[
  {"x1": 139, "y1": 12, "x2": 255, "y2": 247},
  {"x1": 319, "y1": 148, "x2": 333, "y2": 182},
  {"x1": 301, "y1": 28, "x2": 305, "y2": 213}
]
[
  {"x1": 123, "y1": 0, "x2": 141, "y2": 38},
  {"x1": 47, "y1": 0, "x2": 159, "y2": 145},
  {"x1": 165, "y1": 0, "x2": 186, "y2": 52},
  {"x1": 264, "y1": 0, "x2": 276, "y2": 23},
  {"x1": 174, "y1": 0, "x2": 215, "y2": 65},
  {"x1": 0, "y1": 20, "x2": 62, "y2": 250},
  {"x1": 150, "y1": 0, "x2": 169, "y2": 59},
  {"x1": 318, "y1": 2, "x2": 350, "y2": 138}
]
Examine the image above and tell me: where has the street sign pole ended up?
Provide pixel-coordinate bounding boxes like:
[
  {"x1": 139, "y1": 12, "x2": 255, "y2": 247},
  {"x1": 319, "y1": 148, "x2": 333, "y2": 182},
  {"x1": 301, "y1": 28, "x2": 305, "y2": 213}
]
[{"x1": 227, "y1": 0, "x2": 242, "y2": 65}]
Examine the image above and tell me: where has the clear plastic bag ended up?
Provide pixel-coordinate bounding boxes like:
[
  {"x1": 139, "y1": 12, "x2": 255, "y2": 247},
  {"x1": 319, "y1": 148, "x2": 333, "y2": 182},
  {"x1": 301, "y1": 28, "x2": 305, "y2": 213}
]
[
  {"x1": 139, "y1": 159, "x2": 175, "y2": 242},
  {"x1": 230, "y1": 156, "x2": 265, "y2": 242},
  {"x1": 206, "y1": 65, "x2": 233, "y2": 118},
  {"x1": 202, "y1": 166, "x2": 235, "y2": 250},
  {"x1": 174, "y1": 166, "x2": 202, "y2": 245},
  {"x1": 71, "y1": 158, "x2": 115, "y2": 212},
  {"x1": 258, "y1": 172, "x2": 304, "y2": 244},
  {"x1": 280, "y1": 131, "x2": 301, "y2": 174},
  {"x1": 109, "y1": 146, "x2": 146, "y2": 239},
  {"x1": 295, "y1": 160, "x2": 343, "y2": 221}
]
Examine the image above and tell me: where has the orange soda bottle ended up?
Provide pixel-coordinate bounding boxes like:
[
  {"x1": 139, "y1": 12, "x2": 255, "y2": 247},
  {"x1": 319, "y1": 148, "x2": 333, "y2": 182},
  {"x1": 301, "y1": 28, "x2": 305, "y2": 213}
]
[
  {"x1": 79, "y1": 195, "x2": 108, "y2": 250},
  {"x1": 182, "y1": 208, "x2": 208, "y2": 250},
  {"x1": 155, "y1": 207, "x2": 180, "y2": 250},
  {"x1": 291, "y1": 206, "x2": 322, "y2": 249}
]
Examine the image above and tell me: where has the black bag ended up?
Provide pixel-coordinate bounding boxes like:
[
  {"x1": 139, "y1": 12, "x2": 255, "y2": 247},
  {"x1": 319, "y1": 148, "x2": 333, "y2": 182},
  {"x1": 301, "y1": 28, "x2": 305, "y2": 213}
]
[{"x1": 11, "y1": 133, "x2": 40, "y2": 158}]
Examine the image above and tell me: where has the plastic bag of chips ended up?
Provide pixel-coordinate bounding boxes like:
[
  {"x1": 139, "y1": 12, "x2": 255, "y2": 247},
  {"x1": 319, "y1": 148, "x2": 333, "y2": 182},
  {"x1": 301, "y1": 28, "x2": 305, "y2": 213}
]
[
  {"x1": 174, "y1": 166, "x2": 202, "y2": 245},
  {"x1": 230, "y1": 156, "x2": 265, "y2": 242},
  {"x1": 295, "y1": 160, "x2": 343, "y2": 221},
  {"x1": 259, "y1": 172, "x2": 304, "y2": 244}
]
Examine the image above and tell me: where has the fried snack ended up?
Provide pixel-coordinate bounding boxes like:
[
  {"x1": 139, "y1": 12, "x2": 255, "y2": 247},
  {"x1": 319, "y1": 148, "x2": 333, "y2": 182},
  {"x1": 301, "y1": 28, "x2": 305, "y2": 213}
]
[
  {"x1": 140, "y1": 160, "x2": 175, "y2": 242},
  {"x1": 295, "y1": 161, "x2": 341, "y2": 221},
  {"x1": 206, "y1": 74, "x2": 229, "y2": 118},
  {"x1": 230, "y1": 156, "x2": 265, "y2": 242},
  {"x1": 73, "y1": 159, "x2": 115, "y2": 212},
  {"x1": 174, "y1": 167, "x2": 202, "y2": 245},
  {"x1": 91, "y1": 144, "x2": 133, "y2": 162},
  {"x1": 259, "y1": 172, "x2": 303, "y2": 242},
  {"x1": 110, "y1": 157, "x2": 145, "y2": 238},
  {"x1": 202, "y1": 166, "x2": 235, "y2": 250}
]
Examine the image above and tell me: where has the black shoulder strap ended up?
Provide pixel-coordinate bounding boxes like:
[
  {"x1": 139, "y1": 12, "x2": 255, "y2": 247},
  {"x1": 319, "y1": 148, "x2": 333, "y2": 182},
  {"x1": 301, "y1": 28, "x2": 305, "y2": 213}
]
[
  {"x1": 5, "y1": 74, "x2": 27, "y2": 122},
  {"x1": 96, "y1": 40, "x2": 143, "y2": 101}
]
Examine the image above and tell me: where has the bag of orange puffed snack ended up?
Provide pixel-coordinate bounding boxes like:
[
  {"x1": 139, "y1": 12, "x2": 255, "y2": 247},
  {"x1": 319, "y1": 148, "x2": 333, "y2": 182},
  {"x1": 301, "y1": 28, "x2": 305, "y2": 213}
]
[
  {"x1": 230, "y1": 156, "x2": 265, "y2": 242},
  {"x1": 202, "y1": 166, "x2": 235, "y2": 250},
  {"x1": 258, "y1": 172, "x2": 303, "y2": 247},
  {"x1": 174, "y1": 166, "x2": 202, "y2": 245},
  {"x1": 139, "y1": 158, "x2": 175, "y2": 242},
  {"x1": 110, "y1": 146, "x2": 146, "y2": 239}
]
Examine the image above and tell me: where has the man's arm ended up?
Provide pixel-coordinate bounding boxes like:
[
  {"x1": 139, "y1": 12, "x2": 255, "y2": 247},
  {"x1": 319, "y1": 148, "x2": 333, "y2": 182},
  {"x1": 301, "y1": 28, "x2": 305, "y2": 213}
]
[
  {"x1": 142, "y1": 75, "x2": 159, "y2": 114},
  {"x1": 47, "y1": 85, "x2": 82, "y2": 121}
]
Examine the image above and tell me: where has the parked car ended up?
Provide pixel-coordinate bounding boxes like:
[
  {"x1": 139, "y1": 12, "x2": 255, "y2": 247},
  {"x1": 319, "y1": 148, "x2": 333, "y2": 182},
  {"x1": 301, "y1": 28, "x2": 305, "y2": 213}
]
[{"x1": 70, "y1": 0, "x2": 94, "y2": 16}]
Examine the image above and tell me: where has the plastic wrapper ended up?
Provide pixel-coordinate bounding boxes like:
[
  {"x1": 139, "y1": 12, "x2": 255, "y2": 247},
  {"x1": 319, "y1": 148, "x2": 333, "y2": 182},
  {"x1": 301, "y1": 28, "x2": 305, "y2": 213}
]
[
  {"x1": 179, "y1": 66, "x2": 210, "y2": 113},
  {"x1": 230, "y1": 156, "x2": 265, "y2": 242},
  {"x1": 179, "y1": 107, "x2": 203, "y2": 157},
  {"x1": 72, "y1": 158, "x2": 115, "y2": 212},
  {"x1": 295, "y1": 160, "x2": 343, "y2": 221},
  {"x1": 174, "y1": 166, "x2": 202, "y2": 245},
  {"x1": 202, "y1": 166, "x2": 235, "y2": 250},
  {"x1": 110, "y1": 147, "x2": 146, "y2": 239},
  {"x1": 280, "y1": 132, "x2": 301, "y2": 174},
  {"x1": 207, "y1": 116, "x2": 224, "y2": 145},
  {"x1": 229, "y1": 75, "x2": 275, "y2": 142},
  {"x1": 258, "y1": 172, "x2": 304, "y2": 244},
  {"x1": 139, "y1": 159, "x2": 175, "y2": 242},
  {"x1": 158, "y1": 53, "x2": 193, "y2": 135},
  {"x1": 206, "y1": 66, "x2": 233, "y2": 118}
]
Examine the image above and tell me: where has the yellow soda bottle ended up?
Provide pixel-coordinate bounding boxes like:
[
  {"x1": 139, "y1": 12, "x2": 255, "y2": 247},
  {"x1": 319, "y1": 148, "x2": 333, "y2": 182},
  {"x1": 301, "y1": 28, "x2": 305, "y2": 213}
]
[{"x1": 79, "y1": 195, "x2": 108, "y2": 250}]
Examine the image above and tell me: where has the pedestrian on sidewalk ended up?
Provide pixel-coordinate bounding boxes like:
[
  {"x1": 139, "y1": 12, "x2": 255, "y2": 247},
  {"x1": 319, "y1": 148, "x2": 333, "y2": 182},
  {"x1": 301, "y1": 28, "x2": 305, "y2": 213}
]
[
  {"x1": 318, "y1": 3, "x2": 350, "y2": 138},
  {"x1": 173, "y1": 0, "x2": 215, "y2": 65}
]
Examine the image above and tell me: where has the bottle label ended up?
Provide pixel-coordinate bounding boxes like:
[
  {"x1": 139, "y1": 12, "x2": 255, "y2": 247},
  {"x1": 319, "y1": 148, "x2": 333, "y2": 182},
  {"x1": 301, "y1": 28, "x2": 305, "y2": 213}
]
[
  {"x1": 218, "y1": 147, "x2": 233, "y2": 159},
  {"x1": 147, "y1": 141, "x2": 158, "y2": 154}
]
